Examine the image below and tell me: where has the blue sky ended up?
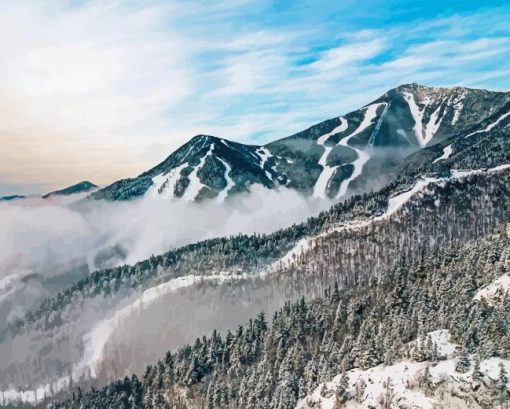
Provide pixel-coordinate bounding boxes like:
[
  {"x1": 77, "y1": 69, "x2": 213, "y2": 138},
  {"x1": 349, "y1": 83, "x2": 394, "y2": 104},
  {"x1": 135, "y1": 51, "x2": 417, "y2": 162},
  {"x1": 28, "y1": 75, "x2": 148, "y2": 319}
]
[{"x1": 1, "y1": 0, "x2": 509, "y2": 194}]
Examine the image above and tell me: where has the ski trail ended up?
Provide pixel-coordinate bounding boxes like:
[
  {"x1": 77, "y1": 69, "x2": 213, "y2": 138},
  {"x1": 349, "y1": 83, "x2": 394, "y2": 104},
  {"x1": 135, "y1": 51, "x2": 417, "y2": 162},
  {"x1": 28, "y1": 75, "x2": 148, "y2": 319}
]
[
  {"x1": 433, "y1": 144, "x2": 453, "y2": 163},
  {"x1": 368, "y1": 101, "x2": 389, "y2": 146},
  {"x1": 216, "y1": 157, "x2": 235, "y2": 203},
  {"x1": 312, "y1": 118, "x2": 348, "y2": 199},
  {"x1": 465, "y1": 111, "x2": 510, "y2": 138},
  {"x1": 403, "y1": 91, "x2": 428, "y2": 147},
  {"x1": 424, "y1": 102, "x2": 445, "y2": 143},
  {"x1": 335, "y1": 104, "x2": 383, "y2": 199},
  {"x1": 150, "y1": 163, "x2": 188, "y2": 199},
  {"x1": 257, "y1": 147, "x2": 275, "y2": 181},
  {"x1": 450, "y1": 91, "x2": 465, "y2": 125},
  {"x1": 404, "y1": 92, "x2": 448, "y2": 147},
  {"x1": 183, "y1": 144, "x2": 214, "y2": 201}
]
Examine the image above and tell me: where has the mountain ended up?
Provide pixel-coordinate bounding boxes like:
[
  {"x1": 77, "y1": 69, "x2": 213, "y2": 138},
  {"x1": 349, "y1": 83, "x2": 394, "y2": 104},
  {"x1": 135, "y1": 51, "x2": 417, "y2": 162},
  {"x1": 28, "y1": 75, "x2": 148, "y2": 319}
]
[
  {"x1": 42, "y1": 181, "x2": 97, "y2": 199},
  {"x1": 1, "y1": 84, "x2": 510, "y2": 408},
  {"x1": 0, "y1": 194, "x2": 25, "y2": 201},
  {"x1": 90, "y1": 84, "x2": 510, "y2": 202}
]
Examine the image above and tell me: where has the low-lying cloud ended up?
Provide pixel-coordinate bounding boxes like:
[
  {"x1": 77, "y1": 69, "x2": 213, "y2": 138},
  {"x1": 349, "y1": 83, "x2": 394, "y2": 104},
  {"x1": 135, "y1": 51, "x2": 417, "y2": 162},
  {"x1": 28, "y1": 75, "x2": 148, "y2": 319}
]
[{"x1": 0, "y1": 188, "x2": 332, "y2": 324}]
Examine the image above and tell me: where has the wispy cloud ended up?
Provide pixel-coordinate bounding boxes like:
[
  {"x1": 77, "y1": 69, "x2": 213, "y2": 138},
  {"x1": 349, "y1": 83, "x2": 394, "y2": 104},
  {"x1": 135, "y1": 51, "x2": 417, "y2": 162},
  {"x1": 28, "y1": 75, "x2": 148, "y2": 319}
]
[{"x1": 0, "y1": 1, "x2": 509, "y2": 194}]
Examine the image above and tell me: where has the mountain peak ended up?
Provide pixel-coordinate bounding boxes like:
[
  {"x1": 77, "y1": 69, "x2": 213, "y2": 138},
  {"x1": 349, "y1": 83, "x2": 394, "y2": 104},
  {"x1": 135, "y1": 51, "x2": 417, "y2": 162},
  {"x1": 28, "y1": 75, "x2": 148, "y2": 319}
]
[
  {"x1": 188, "y1": 134, "x2": 223, "y2": 144},
  {"x1": 90, "y1": 83, "x2": 510, "y2": 202}
]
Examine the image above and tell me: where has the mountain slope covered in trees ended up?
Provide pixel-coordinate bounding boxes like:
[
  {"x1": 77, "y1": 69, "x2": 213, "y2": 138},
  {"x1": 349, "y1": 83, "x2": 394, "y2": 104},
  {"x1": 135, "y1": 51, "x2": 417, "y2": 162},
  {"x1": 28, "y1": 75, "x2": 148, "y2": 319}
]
[
  {"x1": 40, "y1": 225, "x2": 510, "y2": 409},
  {"x1": 1, "y1": 85, "x2": 510, "y2": 408}
]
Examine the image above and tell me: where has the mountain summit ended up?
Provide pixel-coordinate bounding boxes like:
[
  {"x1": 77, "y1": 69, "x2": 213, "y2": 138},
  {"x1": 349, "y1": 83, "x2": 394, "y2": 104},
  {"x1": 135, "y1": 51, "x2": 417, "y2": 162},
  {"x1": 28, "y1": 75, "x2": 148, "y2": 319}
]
[{"x1": 91, "y1": 84, "x2": 510, "y2": 202}]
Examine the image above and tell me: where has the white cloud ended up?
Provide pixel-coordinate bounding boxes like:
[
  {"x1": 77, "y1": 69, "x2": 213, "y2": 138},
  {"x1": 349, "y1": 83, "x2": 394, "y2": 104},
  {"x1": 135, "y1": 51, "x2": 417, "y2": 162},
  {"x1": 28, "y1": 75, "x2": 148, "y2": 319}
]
[
  {"x1": 307, "y1": 39, "x2": 386, "y2": 72},
  {"x1": 0, "y1": 0, "x2": 194, "y2": 188}
]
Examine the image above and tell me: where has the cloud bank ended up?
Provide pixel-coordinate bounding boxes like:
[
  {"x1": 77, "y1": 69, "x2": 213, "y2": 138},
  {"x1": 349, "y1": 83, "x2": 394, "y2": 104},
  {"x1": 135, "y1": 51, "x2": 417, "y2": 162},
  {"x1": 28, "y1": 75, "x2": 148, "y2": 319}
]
[{"x1": 0, "y1": 187, "x2": 332, "y2": 325}]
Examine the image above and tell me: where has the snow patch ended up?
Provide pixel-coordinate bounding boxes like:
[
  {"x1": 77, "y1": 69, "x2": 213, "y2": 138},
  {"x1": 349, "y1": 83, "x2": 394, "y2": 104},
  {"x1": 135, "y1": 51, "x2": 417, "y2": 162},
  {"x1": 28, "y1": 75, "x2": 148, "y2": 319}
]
[
  {"x1": 75, "y1": 272, "x2": 242, "y2": 380},
  {"x1": 403, "y1": 91, "x2": 446, "y2": 147},
  {"x1": 325, "y1": 163, "x2": 510, "y2": 237},
  {"x1": 382, "y1": 177, "x2": 440, "y2": 219},
  {"x1": 149, "y1": 163, "x2": 188, "y2": 199},
  {"x1": 474, "y1": 274, "x2": 510, "y2": 304},
  {"x1": 465, "y1": 111, "x2": 510, "y2": 138},
  {"x1": 424, "y1": 103, "x2": 445, "y2": 143},
  {"x1": 268, "y1": 238, "x2": 310, "y2": 272},
  {"x1": 419, "y1": 329, "x2": 457, "y2": 358},
  {"x1": 297, "y1": 330, "x2": 510, "y2": 409},
  {"x1": 432, "y1": 144, "x2": 453, "y2": 163},
  {"x1": 368, "y1": 102, "x2": 389, "y2": 146},
  {"x1": 257, "y1": 147, "x2": 276, "y2": 181},
  {"x1": 449, "y1": 91, "x2": 465, "y2": 125},
  {"x1": 0, "y1": 272, "x2": 246, "y2": 405}
]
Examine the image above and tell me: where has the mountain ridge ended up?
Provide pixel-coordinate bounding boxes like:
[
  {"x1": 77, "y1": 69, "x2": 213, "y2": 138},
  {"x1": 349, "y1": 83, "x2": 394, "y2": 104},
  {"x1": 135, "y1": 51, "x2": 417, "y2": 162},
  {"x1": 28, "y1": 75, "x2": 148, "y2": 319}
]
[{"x1": 90, "y1": 83, "x2": 510, "y2": 203}]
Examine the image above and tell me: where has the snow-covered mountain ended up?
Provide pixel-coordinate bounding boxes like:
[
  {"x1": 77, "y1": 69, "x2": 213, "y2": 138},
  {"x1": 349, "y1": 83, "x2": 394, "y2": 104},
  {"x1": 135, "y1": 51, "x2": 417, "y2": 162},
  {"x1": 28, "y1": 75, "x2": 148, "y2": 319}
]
[{"x1": 91, "y1": 84, "x2": 510, "y2": 202}]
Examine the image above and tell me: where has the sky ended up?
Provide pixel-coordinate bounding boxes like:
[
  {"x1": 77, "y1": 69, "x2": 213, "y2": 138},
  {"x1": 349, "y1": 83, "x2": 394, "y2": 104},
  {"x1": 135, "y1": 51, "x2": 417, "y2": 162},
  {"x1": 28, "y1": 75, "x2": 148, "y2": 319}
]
[{"x1": 1, "y1": 0, "x2": 509, "y2": 195}]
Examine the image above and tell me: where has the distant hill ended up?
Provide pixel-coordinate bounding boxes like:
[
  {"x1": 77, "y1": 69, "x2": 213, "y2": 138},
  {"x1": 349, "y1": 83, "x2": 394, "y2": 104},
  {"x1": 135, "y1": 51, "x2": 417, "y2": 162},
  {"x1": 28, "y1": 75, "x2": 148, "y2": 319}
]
[
  {"x1": 0, "y1": 194, "x2": 25, "y2": 201},
  {"x1": 42, "y1": 181, "x2": 97, "y2": 199}
]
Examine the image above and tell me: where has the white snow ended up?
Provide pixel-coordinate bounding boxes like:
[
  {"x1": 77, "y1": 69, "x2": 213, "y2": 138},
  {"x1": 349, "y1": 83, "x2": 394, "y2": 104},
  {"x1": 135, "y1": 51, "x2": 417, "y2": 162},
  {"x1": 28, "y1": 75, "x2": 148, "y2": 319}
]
[
  {"x1": 335, "y1": 104, "x2": 384, "y2": 199},
  {"x1": 257, "y1": 147, "x2": 276, "y2": 181},
  {"x1": 382, "y1": 177, "x2": 440, "y2": 218},
  {"x1": 1, "y1": 376, "x2": 72, "y2": 406},
  {"x1": 0, "y1": 272, "x2": 247, "y2": 405},
  {"x1": 449, "y1": 91, "x2": 465, "y2": 125},
  {"x1": 432, "y1": 144, "x2": 453, "y2": 163},
  {"x1": 420, "y1": 329, "x2": 457, "y2": 358},
  {"x1": 215, "y1": 157, "x2": 235, "y2": 203},
  {"x1": 74, "y1": 272, "x2": 243, "y2": 380},
  {"x1": 268, "y1": 238, "x2": 310, "y2": 272},
  {"x1": 474, "y1": 274, "x2": 510, "y2": 304},
  {"x1": 424, "y1": 103, "x2": 445, "y2": 143},
  {"x1": 183, "y1": 144, "x2": 215, "y2": 201},
  {"x1": 368, "y1": 102, "x2": 389, "y2": 146},
  {"x1": 149, "y1": 163, "x2": 188, "y2": 199},
  {"x1": 403, "y1": 91, "x2": 429, "y2": 147},
  {"x1": 403, "y1": 91, "x2": 447, "y2": 147},
  {"x1": 465, "y1": 111, "x2": 510, "y2": 138},
  {"x1": 180, "y1": 140, "x2": 198, "y2": 163},
  {"x1": 382, "y1": 163, "x2": 510, "y2": 219},
  {"x1": 296, "y1": 330, "x2": 510, "y2": 409},
  {"x1": 451, "y1": 163, "x2": 510, "y2": 179},
  {"x1": 312, "y1": 118, "x2": 349, "y2": 199},
  {"x1": 323, "y1": 163, "x2": 510, "y2": 239}
]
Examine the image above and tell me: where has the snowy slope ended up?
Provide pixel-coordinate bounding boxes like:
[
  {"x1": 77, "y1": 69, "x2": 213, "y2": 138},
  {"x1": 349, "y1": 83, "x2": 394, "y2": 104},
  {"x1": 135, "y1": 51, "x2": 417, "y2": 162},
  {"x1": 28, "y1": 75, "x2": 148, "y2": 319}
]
[
  {"x1": 474, "y1": 274, "x2": 510, "y2": 305},
  {"x1": 296, "y1": 330, "x2": 510, "y2": 409}
]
